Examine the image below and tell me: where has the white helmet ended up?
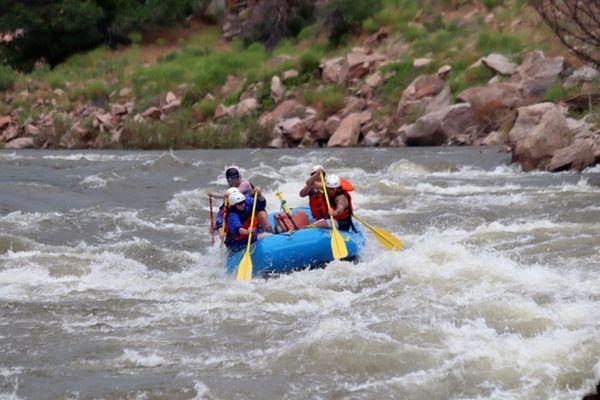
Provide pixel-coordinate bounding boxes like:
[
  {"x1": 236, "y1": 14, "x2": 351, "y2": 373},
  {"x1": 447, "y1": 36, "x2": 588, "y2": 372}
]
[
  {"x1": 225, "y1": 187, "x2": 241, "y2": 197},
  {"x1": 325, "y1": 174, "x2": 341, "y2": 188},
  {"x1": 228, "y1": 192, "x2": 246, "y2": 206},
  {"x1": 310, "y1": 165, "x2": 324, "y2": 176}
]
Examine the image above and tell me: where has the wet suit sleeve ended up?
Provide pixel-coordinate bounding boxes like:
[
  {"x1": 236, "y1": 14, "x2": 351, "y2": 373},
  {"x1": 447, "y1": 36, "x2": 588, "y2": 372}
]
[{"x1": 226, "y1": 212, "x2": 244, "y2": 239}]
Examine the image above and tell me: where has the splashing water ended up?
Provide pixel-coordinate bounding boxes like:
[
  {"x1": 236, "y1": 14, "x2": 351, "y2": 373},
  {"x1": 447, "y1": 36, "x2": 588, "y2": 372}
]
[{"x1": 0, "y1": 147, "x2": 599, "y2": 399}]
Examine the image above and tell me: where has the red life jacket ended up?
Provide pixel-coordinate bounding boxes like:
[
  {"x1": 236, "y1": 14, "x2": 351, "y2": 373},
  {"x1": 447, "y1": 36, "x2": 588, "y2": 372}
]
[
  {"x1": 333, "y1": 190, "x2": 353, "y2": 221},
  {"x1": 224, "y1": 206, "x2": 258, "y2": 241},
  {"x1": 309, "y1": 178, "x2": 355, "y2": 219},
  {"x1": 309, "y1": 191, "x2": 328, "y2": 220}
]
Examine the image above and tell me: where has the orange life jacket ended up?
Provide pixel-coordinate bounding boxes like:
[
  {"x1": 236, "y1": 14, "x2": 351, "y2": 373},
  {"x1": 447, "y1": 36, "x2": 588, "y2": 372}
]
[
  {"x1": 333, "y1": 190, "x2": 353, "y2": 221},
  {"x1": 309, "y1": 178, "x2": 355, "y2": 220}
]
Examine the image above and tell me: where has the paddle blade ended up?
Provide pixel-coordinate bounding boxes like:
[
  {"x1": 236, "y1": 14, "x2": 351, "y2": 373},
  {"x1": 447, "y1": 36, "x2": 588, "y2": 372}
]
[
  {"x1": 331, "y1": 227, "x2": 349, "y2": 259},
  {"x1": 375, "y1": 228, "x2": 403, "y2": 251},
  {"x1": 236, "y1": 251, "x2": 253, "y2": 282}
]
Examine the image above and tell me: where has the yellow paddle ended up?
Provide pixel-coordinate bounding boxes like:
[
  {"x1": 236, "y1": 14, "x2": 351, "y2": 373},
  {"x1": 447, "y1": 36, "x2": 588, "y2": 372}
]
[
  {"x1": 320, "y1": 172, "x2": 348, "y2": 259},
  {"x1": 352, "y1": 214, "x2": 403, "y2": 251},
  {"x1": 276, "y1": 192, "x2": 292, "y2": 215},
  {"x1": 236, "y1": 192, "x2": 258, "y2": 282}
]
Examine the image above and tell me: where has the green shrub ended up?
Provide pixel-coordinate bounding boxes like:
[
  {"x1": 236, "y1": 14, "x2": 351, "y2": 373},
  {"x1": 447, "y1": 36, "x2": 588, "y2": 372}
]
[
  {"x1": 0, "y1": 64, "x2": 16, "y2": 91},
  {"x1": 297, "y1": 24, "x2": 317, "y2": 41},
  {"x1": 300, "y1": 49, "x2": 323, "y2": 77},
  {"x1": 476, "y1": 31, "x2": 524, "y2": 55},
  {"x1": 449, "y1": 64, "x2": 495, "y2": 94},
  {"x1": 482, "y1": 0, "x2": 503, "y2": 10},
  {"x1": 362, "y1": 17, "x2": 380, "y2": 34},
  {"x1": 543, "y1": 82, "x2": 578, "y2": 102},
  {"x1": 412, "y1": 29, "x2": 452, "y2": 55},
  {"x1": 132, "y1": 42, "x2": 268, "y2": 98},
  {"x1": 325, "y1": 0, "x2": 382, "y2": 46},
  {"x1": 69, "y1": 81, "x2": 111, "y2": 103},
  {"x1": 197, "y1": 97, "x2": 219, "y2": 118},
  {"x1": 302, "y1": 85, "x2": 345, "y2": 116},
  {"x1": 128, "y1": 32, "x2": 142, "y2": 45},
  {"x1": 379, "y1": 61, "x2": 420, "y2": 104}
]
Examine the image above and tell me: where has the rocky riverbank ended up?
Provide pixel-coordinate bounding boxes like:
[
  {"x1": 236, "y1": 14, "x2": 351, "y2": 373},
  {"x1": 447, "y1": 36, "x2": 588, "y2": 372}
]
[{"x1": 1, "y1": 1, "x2": 599, "y2": 173}]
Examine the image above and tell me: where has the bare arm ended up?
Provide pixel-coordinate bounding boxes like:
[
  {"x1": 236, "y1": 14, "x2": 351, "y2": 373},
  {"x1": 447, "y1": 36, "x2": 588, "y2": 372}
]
[
  {"x1": 299, "y1": 168, "x2": 325, "y2": 197},
  {"x1": 331, "y1": 194, "x2": 348, "y2": 217}
]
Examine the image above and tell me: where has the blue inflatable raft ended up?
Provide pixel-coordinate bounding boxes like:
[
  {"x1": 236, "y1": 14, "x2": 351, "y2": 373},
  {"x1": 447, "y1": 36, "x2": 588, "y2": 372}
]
[{"x1": 225, "y1": 207, "x2": 365, "y2": 277}]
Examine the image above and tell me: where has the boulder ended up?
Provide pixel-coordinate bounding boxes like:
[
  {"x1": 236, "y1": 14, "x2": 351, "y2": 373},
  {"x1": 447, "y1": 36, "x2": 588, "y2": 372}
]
[
  {"x1": 512, "y1": 108, "x2": 572, "y2": 171},
  {"x1": 275, "y1": 117, "x2": 305, "y2": 142},
  {"x1": 509, "y1": 50, "x2": 564, "y2": 97},
  {"x1": 95, "y1": 112, "x2": 117, "y2": 128},
  {"x1": 119, "y1": 88, "x2": 132, "y2": 98},
  {"x1": 364, "y1": 27, "x2": 388, "y2": 48},
  {"x1": 1, "y1": 126, "x2": 19, "y2": 142},
  {"x1": 258, "y1": 99, "x2": 306, "y2": 129},
  {"x1": 361, "y1": 130, "x2": 381, "y2": 147},
  {"x1": 320, "y1": 57, "x2": 345, "y2": 84},
  {"x1": 23, "y1": 124, "x2": 41, "y2": 137},
  {"x1": 481, "y1": 130, "x2": 506, "y2": 146},
  {"x1": 413, "y1": 58, "x2": 432, "y2": 68},
  {"x1": 508, "y1": 102, "x2": 565, "y2": 145},
  {"x1": 397, "y1": 74, "x2": 450, "y2": 121},
  {"x1": 437, "y1": 65, "x2": 452, "y2": 79},
  {"x1": 53, "y1": 88, "x2": 65, "y2": 97},
  {"x1": 271, "y1": 76, "x2": 284, "y2": 104},
  {"x1": 325, "y1": 115, "x2": 342, "y2": 136},
  {"x1": 5, "y1": 137, "x2": 34, "y2": 149},
  {"x1": 233, "y1": 98, "x2": 259, "y2": 118},
  {"x1": 548, "y1": 139, "x2": 595, "y2": 172},
  {"x1": 165, "y1": 91, "x2": 178, "y2": 104},
  {"x1": 403, "y1": 103, "x2": 480, "y2": 146},
  {"x1": 310, "y1": 120, "x2": 329, "y2": 141},
  {"x1": 282, "y1": 70, "x2": 299, "y2": 81},
  {"x1": 327, "y1": 113, "x2": 362, "y2": 147},
  {"x1": 340, "y1": 97, "x2": 367, "y2": 117},
  {"x1": 564, "y1": 66, "x2": 599, "y2": 88},
  {"x1": 0, "y1": 116, "x2": 12, "y2": 131},
  {"x1": 162, "y1": 99, "x2": 181, "y2": 114},
  {"x1": 141, "y1": 107, "x2": 162, "y2": 120},
  {"x1": 366, "y1": 73, "x2": 383, "y2": 88},
  {"x1": 457, "y1": 83, "x2": 524, "y2": 132},
  {"x1": 481, "y1": 54, "x2": 518, "y2": 75},
  {"x1": 341, "y1": 47, "x2": 386, "y2": 82},
  {"x1": 110, "y1": 104, "x2": 128, "y2": 116}
]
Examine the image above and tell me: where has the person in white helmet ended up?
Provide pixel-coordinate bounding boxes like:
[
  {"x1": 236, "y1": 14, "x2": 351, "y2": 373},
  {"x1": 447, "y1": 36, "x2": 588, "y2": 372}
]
[
  {"x1": 300, "y1": 166, "x2": 355, "y2": 229},
  {"x1": 323, "y1": 174, "x2": 356, "y2": 232},
  {"x1": 214, "y1": 187, "x2": 241, "y2": 239},
  {"x1": 223, "y1": 188, "x2": 272, "y2": 252}
]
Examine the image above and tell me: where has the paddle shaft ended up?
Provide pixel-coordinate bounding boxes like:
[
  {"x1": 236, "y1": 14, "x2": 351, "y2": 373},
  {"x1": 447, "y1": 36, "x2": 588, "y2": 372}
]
[
  {"x1": 209, "y1": 196, "x2": 215, "y2": 247},
  {"x1": 245, "y1": 192, "x2": 259, "y2": 254}
]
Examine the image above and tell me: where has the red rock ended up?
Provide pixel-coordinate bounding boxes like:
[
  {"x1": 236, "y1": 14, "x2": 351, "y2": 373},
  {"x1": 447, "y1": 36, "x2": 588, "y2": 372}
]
[
  {"x1": 141, "y1": 107, "x2": 162, "y2": 120},
  {"x1": 325, "y1": 116, "x2": 342, "y2": 136},
  {"x1": 548, "y1": 139, "x2": 595, "y2": 172},
  {"x1": 403, "y1": 104, "x2": 480, "y2": 146},
  {"x1": 509, "y1": 50, "x2": 564, "y2": 97},
  {"x1": 23, "y1": 124, "x2": 40, "y2": 136},
  {"x1": 458, "y1": 83, "x2": 524, "y2": 132},
  {"x1": 328, "y1": 114, "x2": 362, "y2": 147},
  {"x1": 5, "y1": 137, "x2": 34, "y2": 149},
  {"x1": 258, "y1": 100, "x2": 306, "y2": 129},
  {"x1": 0, "y1": 116, "x2": 12, "y2": 131},
  {"x1": 512, "y1": 108, "x2": 572, "y2": 171}
]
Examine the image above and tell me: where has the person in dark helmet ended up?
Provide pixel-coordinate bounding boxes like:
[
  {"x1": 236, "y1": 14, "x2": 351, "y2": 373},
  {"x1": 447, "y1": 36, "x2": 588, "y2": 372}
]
[{"x1": 207, "y1": 165, "x2": 254, "y2": 199}]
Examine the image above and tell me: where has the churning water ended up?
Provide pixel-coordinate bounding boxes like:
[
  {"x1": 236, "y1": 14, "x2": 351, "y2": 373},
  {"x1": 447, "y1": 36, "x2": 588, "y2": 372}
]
[{"x1": 0, "y1": 147, "x2": 599, "y2": 399}]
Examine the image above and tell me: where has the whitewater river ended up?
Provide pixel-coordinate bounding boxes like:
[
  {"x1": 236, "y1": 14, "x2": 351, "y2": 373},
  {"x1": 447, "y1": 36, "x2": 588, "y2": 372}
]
[{"x1": 0, "y1": 147, "x2": 599, "y2": 399}]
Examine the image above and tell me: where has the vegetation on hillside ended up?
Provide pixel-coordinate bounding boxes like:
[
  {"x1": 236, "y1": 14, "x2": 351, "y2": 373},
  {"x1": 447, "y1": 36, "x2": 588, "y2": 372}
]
[{"x1": 0, "y1": 0, "x2": 598, "y2": 150}]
